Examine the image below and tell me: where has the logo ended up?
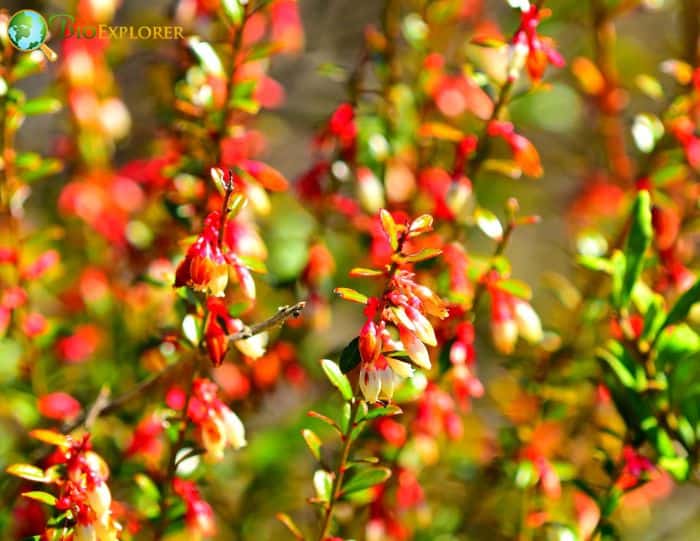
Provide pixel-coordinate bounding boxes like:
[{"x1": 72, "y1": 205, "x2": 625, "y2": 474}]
[
  {"x1": 6, "y1": 9, "x2": 184, "y2": 62},
  {"x1": 7, "y1": 9, "x2": 57, "y2": 60}
]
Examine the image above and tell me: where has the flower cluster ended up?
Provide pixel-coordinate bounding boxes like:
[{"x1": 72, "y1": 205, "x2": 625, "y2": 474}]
[
  {"x1": 7, "y1": 431, "x2": 120, "y2": 541},
  {"x1": 336, "y1": 211, "x2": 447, "y2": 403},
  {"x1": 511, "y1": 4, "x2": 565, "y2": 83}
]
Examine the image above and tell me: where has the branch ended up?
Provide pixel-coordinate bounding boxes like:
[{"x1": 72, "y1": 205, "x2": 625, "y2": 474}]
[{"x1": 63, "y1": 301, "x2": 306, "y2": 433}]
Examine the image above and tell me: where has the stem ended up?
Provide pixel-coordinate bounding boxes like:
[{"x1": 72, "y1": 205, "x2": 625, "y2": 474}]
[
  {"x1": 317, "y1": 399, "x2": 360, "y2": 541},
  {"x1": 154, "y1": 363, "x2": 200, "y2": 541},
  {"x1": 469, "y1": 219, "x2": 516, "y2": 319},
  {"x1": 60, "y1": 301, "x2": 305, "y2": 434},
  {"x1": 591, "y1": 0, "x2": 634, "y2": 185},
  {"x1": 467, "y1": 77, "x2": 515, "y2": 182}
]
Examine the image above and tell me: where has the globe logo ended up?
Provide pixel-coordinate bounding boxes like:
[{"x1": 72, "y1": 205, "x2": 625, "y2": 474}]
[{"x1": 7, "y1": 10, "x2": 48, "y2": 52}]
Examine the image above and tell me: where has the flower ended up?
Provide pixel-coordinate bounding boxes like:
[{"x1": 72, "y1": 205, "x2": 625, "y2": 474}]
[
  {"x1": 175, "y1": 212, "x2": 229, "y2": 297},
  {"x1": 511, "y1": 5, "x2": 565, "y2": 83},
  {"x1": 187, "y1": 378, "x2": 247, "y2": 461},
  {"x1": 173, "y1": 479, "x2": 217, "y2": 537}
]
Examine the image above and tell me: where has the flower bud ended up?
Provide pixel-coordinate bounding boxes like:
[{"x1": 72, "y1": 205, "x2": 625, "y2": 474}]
[
  {"x1": 491, "y1": 319, "x2": 518, "y2": 355},
  {"x1": 359, "y1": 365, "x2": 381, "y2": 403},
  {"x1": 386, "y1": 356, "x2": 414, "y2": 378},
  {"x1": 87, "y1": 481, "x2": 112, "y2": 516},
  {"x1": 399, "y1": 326, "x2": 431, "y2": 369},
  {"x1": 75, "y1": 525, "x2": 97, "y2": 541},
  {"x1": 513, "y1": 299, "x2": 543, "y2": 344},
  {"x1": 356, "y1": 167, "x2": 385, "y2": 214},
  {"x1": 359, "y1": 320, "x2": 380, "y2": 364},
  {"x1": 220, "y1": 406, "x2": 247, "y2": 450},
  {"x1": 234, "y1": 331, "x2": 268, "y2": 359},
  {"x1": 378, "y1": 366, "x2": 396, "y2": 400}
]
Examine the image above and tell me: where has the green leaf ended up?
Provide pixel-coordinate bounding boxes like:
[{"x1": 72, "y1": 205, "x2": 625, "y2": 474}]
[
  {"x1": 494, "y1": 278, "x2": 532, "y2": 300},
  {"x1": 221, "y1": 0, "x2": 244, "y2": 25},
  {"x1": 21, "y1": 491, "x2": 57, "y2": 506},
  {"x1": 474, "y1": 207, "x2": 503, "y2": 240},
  {"x1": 349, "y1": 267, "x2": 384, "y2": 277},
  {"x1": 187, "y1": 37, "x2": 225, "y2": 76},
  {"x1": 21, "y1": 97, "x2": 61, "y2": 116},
  {"x1": 313, "y1": 470, "x2": 333, "y2": 502},
  {"x1": 341, "y1": 467, "x2": 391, "y2": 496},
  {"x1": 659, "y1": 456, "x2": 690, "y2": 481},
  {"x1": 402, "y1": 248, "x2": 442, "y2": 263},
  {"x1": 380, "y1": 209, "x2": 398, "y2": 250},
  {"x1": 307, "y1": 411, "x2": 342, "y2": 435},
  {"x1": 619, "y1": 191, "x2": 653, "y2": 309},
  {"x1": 334, "y1": 287, "x2": 368, "y2": 305},
  {"x1": 339, "y1": 337, "x2": 361, "y2": 374},
  {"x1": 597, "y1": 341, "x2": 646, "y2": 391},
  {"x1": 275, "y1": 513, "x2": 305, "y2": 540},
  {"x1": 365, "y1": 404, "x2": 403, "y2": 420},
  {"x1": 302, "y1": 429, "x2": 322, "y2": 461},
  {"x1": 6, "y1": 464, "x2": 49, "y2": 483},
  {"x1": 320, "y1": 359, "x2": 353, "y2": 400},
  {"x1": 662, "y1": 278, "x2": 700, "y2": 330}
]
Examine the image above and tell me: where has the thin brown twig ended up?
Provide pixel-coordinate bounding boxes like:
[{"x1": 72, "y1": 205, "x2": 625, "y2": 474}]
[{"x1": 62, "y1": 301, "x2": 305, "y2": 434}]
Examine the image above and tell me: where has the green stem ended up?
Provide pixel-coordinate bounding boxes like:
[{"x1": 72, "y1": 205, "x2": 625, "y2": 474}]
[{"x1": 317, "y1": 398, "x2": 361, "y2": 541}]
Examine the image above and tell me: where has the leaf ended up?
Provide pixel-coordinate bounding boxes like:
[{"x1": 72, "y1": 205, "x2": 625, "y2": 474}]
[
  {"x1": 221, "y1": 0, "x2": 244, "y2": 25},
  {"x1": 577, "y1": 255, "x2": 613, "y2": 273},
  {"x1": 662, "y1": 278, "x2": 700, "y2": 330},
  {"x1": 408, "y1": 214, "x2": 433, "y2": 235},
  {"x1": 238, "y1": 256, "x2": 268, "y2": 274},
  {"x1": 402, "y1": 248, "x2": 442, "y2": 263},
  {"x1": 182, "y1": 314, "x2": 201, "y2": 346},
  {"x1": 6, "y1": 464, "x2": 49, "y2": 483},
  {"x1": 313, "y1": 470, "x2": 333, "y2": 502},
  {"x1": 22, "y1": 491, "x2": 57, "y2": 506},
  {"x1": 339, "y1": 337, "x2": 361, "y2": 374},
  {"x1": 341, "y1": 467, "x2": 391, "y2": 496},
  {"x1": 597, "y1": 341, "x2": 646, "y2": 391},
  {"x1": 187, "y1": 37, "x2": 225, "y2": 76},
  {"x1": 320, "y1": 359, "x2": 353, "y2": 401},
  {"x1": 334, "y1": 287, "x2": 368, "y2": 305},
  {"x1": 365, "y1": 404, "x2": 402, "y2": 420},
  {"x1": 28, "y1": 429, "x2": 70, "y2": 447},
  {"x1": 349, "y1": 267, "x2": 384, "y2": 277},
  {"x1": 21, "y1": 97, "x2": 61, "y2": 116},
  {"x1": 474, "y1": 207, "x2": 503, "y2": 240},
  {"x1": 307, "y1": 411, "x2": 341, "y2": 434},
  {"x1": 620, "y1": 191, "x2": 653, "y2": 309},
  {"x1": 379, "y1": 209, "x2": 399, "y2": 250},
  {"x1": 418, "y1": 122, "x2": 463, "y2": 141},
  {"x1": 302, "y1": 429, "x2": 322, "y2": 461},
  {"x1": 494, "y1": 278, "x2": 532, "y2": 300},
  {"x1": 275, "y1": 513, "x2": 305, "y2": 540}
]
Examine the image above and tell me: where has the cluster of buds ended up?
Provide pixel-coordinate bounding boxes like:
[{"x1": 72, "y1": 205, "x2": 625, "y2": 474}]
[
  {"x1": 184, "y1": 378, "x2": 247, "y2": 461},
  {"x1": 487, "y1": 273, "x2": 543, "y2": 355},
  {"x1": 173, "y1": 478, "x2": 216, "y2": 538},
  {"x1": 174, "y1": 210, "x2": 232, "y2": 298},
  {"x1": 7, "y1": 431, "x2": 120, "y2": 541},
  {"x1": 511, "y1": 4, "x2": 565, "y2": 83},
  {"x1": 486, "y1": 121, "x2": 543, "y2": 178},
  {"x1": 336, "y1": 211, "x2": 448, "y2": 403},
  {"x1": 0, "y1": 248, "x2": 58, "y2": 337}
]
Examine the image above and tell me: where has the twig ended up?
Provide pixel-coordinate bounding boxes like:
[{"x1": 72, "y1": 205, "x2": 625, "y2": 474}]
[{"x1": 62, "y1": 301, "x2": 306, "y2": 434}]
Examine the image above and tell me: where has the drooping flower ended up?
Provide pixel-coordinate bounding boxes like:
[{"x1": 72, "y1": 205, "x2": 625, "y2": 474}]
[{"x1": 187, "y1": 378, "x2": 246, "y2": 461}]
